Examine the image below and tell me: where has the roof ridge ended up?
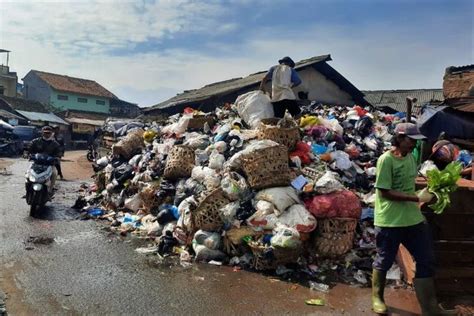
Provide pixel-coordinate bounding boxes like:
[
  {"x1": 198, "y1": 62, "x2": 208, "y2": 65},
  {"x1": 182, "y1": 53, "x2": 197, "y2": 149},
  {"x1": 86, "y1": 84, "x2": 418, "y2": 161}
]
[{"x1": 32, "y1": 70, "x2": 97, "y2": 83}]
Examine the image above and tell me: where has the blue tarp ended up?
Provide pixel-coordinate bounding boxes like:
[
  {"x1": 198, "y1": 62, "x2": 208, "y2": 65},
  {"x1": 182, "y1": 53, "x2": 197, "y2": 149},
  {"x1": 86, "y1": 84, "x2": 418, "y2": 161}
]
[{"x1": 417, "y1": 105, "x2": 474, "y2": 141}]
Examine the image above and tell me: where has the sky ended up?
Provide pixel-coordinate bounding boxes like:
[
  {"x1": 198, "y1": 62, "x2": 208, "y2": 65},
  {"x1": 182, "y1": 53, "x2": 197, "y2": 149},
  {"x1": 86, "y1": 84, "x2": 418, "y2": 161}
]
[{"x1": 0, "y1": 0, "x2": 473, "y2": 107}]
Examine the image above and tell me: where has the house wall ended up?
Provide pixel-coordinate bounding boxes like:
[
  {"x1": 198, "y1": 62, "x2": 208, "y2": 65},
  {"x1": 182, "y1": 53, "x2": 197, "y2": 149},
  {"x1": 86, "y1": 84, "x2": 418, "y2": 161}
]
[
  {"x1": 0, "y1": 66, "x2": 17, "y2": 97},
  {"x1": 23, "y1": 72, "x2": 52, "y2": 104},
  {"x1": 49, "y1": 90, "x2": 110, "y2": 114},
  {"x1": 443, "y1": 70, "x2": 474, "y2": 99},
  {"x1": 292, "y1": 67, "x2": 355, "y2": 105}
]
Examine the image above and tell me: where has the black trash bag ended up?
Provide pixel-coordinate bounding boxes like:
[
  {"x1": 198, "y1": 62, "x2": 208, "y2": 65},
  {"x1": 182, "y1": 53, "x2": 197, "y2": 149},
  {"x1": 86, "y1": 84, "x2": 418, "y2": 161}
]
[
  {"x1": 112, "y1": 164, "x2": 134, "y2": 185},
  {"x1": 236, "y1": 200, "x2": 255, "y2": 221},
  {"x1": 157, "y1": 230, "x2": 178, "y2": 255},
  {"x1": 157, "y1": 208, "x2": 176, "y2": 225}
]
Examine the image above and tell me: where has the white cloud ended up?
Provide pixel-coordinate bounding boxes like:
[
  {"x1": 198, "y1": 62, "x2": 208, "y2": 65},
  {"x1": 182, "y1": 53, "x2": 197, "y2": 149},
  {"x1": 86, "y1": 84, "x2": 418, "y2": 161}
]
[{"x1": 0, "y1": 0, "x2": 472, "y2": 107}]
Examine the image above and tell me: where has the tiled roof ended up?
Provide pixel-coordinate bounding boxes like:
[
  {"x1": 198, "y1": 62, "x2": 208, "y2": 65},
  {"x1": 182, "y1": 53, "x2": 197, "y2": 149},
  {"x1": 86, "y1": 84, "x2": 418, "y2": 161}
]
[
  {"x1": 149, "y1": 55, "x2": 344, "y2": 110},
  {"x1": 31, "y1": 70, "x2": 117, "y2": 99},
  {"x1": 0, "y1": 95, "x2": 50, "y2": 113},
  {"x1": 363, "y1": 89, "x2": 444, "y2": 112}
]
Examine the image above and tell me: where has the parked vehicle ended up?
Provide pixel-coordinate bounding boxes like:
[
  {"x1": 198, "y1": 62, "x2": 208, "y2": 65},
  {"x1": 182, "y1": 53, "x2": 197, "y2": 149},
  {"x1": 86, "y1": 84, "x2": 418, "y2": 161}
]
[
  {"x1": 0, "y1": 125, "x2": 23, "y2": 156},
  {"x1": 13, "y1": 125, "x2": 40, "y2": 153},
  {"x1": 25, "y1": 153, "x2": 56, "y2": 217}
]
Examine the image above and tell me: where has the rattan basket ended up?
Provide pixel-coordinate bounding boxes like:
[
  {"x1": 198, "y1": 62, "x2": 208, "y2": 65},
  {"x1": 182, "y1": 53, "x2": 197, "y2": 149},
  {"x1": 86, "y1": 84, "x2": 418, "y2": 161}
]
[
  {"x1": 249, "y1": 243, "x2": 302, "y2": 271},
  {"x1": 187, "y1": 115, "x2": 215, "y2": 130},
  {"x1": 193, "y1": 189, "x2": 230, "y2": 232},
  {"x1": 257, "y1": 118, "x2": 300, "y2": 150},
  {"x1": 163, "y1": 145, "x2": 195, "y2": 179},
  {"x1": 313, "y1": 217, "x2": 357, "y2": 258},
  {"x1": 241, "y1": 144, "x2": 291, "y2": 190}
]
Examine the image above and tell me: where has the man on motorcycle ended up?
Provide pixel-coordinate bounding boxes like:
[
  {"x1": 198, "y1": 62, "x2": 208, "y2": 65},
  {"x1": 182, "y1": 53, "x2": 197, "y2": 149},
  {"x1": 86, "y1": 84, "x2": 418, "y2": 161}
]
[{"x1": 29, "y1": 126, "x2": 61, "y2": 187}]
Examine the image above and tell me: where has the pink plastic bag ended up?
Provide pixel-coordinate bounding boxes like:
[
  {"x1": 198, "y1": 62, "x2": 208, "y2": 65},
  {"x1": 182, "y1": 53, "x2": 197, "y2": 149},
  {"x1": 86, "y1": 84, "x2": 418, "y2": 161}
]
[{"x1": 304, "y1": 190, "x2": 361, "y2": 219}]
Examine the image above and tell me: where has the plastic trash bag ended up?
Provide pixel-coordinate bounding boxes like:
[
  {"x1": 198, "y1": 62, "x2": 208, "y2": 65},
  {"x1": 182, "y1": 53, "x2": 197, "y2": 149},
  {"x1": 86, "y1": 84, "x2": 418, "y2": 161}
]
[
  {"x1": 314, "y1": 171, "x2": 345, "y2": 194},
  {"x1": 255, "y1": 186, "x2": 301, "y2": 214},
  {"x1": 124, "y1": 194, "x2": 143, "y2": 212},
  {"x1": 221, "y1": 172, "x2": 249, "y2": 201},
  {"x1": 234, "y1": 90, "x2": 274, "y2": 129},
  {"x1": 330, "y1": 151, "x2": 352, "y2": 170},
  {"x1": 270, "y1": 225, "x2": 301, "y2": 249},
  {"x1": 220, "y1": 201, "x2": 240, "y2": 224},
  {"x1": 276, "y1": 204, "x2": 317, "y2": 233},
  {"x1": 194, "y1": 230, "x2": 221, "y2": 250},
  {"x1": 208, "y1": 150, "x2": 225, "y2": 170},
  {"x1": 419, "y1": 160, "x2": 439, "y2": 177}
]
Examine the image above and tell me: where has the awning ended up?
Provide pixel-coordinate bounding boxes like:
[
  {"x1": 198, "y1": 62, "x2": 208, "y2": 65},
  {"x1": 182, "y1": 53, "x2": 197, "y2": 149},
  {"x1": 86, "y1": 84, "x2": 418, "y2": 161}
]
[
  {"x1": 66, "y1": 117, "x2": 104, "y2": 126},
  {"x1": 16, "y1": 110, "x2": 69, "y2": 125}
]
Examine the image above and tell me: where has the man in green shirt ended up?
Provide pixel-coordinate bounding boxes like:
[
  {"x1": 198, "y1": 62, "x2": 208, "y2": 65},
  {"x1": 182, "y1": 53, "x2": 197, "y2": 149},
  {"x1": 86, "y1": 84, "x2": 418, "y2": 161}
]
[{"x1": 372, "y1": 123, "x2": 454, "y2": 315}]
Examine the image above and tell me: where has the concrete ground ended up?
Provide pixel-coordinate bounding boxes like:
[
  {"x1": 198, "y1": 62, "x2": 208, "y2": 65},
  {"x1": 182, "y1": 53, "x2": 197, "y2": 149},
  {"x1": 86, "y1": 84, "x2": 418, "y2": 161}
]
[{"x1": 0, "y1": 151, "x2": 424, "y2": 315}]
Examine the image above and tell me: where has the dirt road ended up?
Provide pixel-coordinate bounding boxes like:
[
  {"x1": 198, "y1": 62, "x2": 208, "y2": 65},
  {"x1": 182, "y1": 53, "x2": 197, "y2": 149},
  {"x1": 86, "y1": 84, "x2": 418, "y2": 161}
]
[{"x1": 0, "y1": 156, "x2": 423, "y2": 315}]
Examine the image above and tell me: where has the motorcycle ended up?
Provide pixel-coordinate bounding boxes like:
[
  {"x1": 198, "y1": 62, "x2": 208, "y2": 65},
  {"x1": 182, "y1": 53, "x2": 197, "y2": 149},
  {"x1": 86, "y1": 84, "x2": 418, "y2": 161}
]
[
  {"x1": 87, "y1": 143, "x2": 99, "y2": 162},
  {"x1": 25, "y1": 154, "x2": 56, "y2": 217}
]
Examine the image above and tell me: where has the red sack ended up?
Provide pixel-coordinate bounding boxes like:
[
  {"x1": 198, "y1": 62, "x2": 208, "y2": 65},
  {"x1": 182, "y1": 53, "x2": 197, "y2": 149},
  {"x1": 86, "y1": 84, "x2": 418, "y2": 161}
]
[
  {"x1": 290, "y1": 142, "x2": 312, "y2": 165},
  {"x1": 304, "y1": 190, "x2": 361, "y2": 219}
]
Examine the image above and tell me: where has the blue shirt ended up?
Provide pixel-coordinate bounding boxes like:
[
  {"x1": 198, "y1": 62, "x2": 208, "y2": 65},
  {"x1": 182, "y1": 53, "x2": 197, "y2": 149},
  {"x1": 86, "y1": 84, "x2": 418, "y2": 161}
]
[{"x1": 265, "y1": 65, "x2": 302, "y2": 86}]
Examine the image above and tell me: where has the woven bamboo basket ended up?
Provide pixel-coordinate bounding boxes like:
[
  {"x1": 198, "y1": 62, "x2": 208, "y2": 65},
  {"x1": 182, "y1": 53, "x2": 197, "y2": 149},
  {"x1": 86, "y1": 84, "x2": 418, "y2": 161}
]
[
  {"x1": 163, "y1": 145, "x2": 195, "y2": 180},
  {"x1": 257, "y1": 118, "x2": 300, "y2": 150},
  {"x1": 193, "y1": 189, "x2": 230, "y2": 232},
  {"x1": 187, "y1": 115, "x2": 215, "y2": 130},
  {"x1": 240, "y1": 145, "x2": 291, "y2": 190},
  {"x1": 313, "y1": 217, "x2": 357, "y2": 258},
  {"x1": 112, "y1": 129, "x2": 144, "y2": 159},
  {"x1": 249, "y1": 243, "x2": 302, "y2": 271}
]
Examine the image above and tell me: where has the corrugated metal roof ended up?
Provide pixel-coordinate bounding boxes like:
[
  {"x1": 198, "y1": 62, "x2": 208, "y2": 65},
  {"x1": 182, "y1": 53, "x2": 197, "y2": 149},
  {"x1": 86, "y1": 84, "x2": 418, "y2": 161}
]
[
  {"x1": 0, "y1": 109, "x2": 25, "y2": 120},
  {"x1": 148, "y1": 55, "x2": 333, "y2": 111},
  {"x1": 363, "y1": 89, "x2": 444, "y2": 112},
  {"x1": 66, "y1": 117, "x2": 104, "y2": 126},
  {"x1": 16, "y1": 110, "x2": 69, "y2": 125}
]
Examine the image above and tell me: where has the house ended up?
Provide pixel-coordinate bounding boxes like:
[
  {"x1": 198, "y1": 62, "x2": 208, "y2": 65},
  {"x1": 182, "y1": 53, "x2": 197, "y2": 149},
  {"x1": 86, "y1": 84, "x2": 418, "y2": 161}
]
[
  {"x1": 363, "y1": 89, "x2": 444, "y2": 113},
  {"x1": 145, "y1": 54, "x2": 369, "y2": 116},
  {"x1": 0, "y1": 49, "x2": 18, "y2": 97},
  {"x1": 23, "y1": 70, "x2": 122, "y2": 114},
  {"x1": 110, "y1": 98, "x2": 142, "y2": 118}
]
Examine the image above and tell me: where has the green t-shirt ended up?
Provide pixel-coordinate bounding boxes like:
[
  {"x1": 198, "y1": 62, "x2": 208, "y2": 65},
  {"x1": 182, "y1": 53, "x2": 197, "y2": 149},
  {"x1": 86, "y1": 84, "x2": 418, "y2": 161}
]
[{"x1": 374, "y1": 151, "x2": 425, "y2": 227}]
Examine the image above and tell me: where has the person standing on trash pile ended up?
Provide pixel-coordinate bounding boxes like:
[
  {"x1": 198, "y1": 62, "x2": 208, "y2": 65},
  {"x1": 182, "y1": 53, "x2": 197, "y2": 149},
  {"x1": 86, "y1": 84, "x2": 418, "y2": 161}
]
[
  {"x1": 371, "y1": 123, "x2": 455, "y2": 315},
  {"x1": 28, "y1": 126, "x2": 62, "y2": 187},
  {"x1": 259, "y1": 56, "x2": 302, "y2": 118}
]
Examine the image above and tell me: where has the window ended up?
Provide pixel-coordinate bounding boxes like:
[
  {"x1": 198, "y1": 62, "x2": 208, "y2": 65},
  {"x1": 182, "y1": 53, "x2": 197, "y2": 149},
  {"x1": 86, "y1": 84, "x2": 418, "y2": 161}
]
[
  {"x1": 57, "y1": 94, "x2": 68, "y2": 100},
  {"x1": 77, "y1": 97, "x2": 88, "y2": 103},
  {"x1": 96, "y1": 100, "x2": 105, "y2": 105},
  {"x1": 0, "y1": 86, "x2": 4, "y2": 95}
]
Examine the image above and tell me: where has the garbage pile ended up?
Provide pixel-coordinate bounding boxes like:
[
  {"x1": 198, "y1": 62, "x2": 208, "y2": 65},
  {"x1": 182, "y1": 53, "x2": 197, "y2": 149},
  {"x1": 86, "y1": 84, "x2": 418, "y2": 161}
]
[{"x1": 76, "y1": 90, "x2": 408, "y2": 285}]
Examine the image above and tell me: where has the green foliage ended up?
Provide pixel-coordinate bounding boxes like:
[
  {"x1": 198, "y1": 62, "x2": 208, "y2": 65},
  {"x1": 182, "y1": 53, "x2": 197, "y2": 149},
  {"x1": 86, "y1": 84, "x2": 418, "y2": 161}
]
[{"x1": 426, "y1": 161, "x2": 462, "y2": 214}]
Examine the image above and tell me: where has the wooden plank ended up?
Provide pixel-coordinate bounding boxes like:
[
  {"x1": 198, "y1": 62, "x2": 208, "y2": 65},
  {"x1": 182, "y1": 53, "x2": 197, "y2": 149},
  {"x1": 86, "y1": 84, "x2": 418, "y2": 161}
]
[{"x1": 396, "y1": 244, "x2": 415, "y2": 285}]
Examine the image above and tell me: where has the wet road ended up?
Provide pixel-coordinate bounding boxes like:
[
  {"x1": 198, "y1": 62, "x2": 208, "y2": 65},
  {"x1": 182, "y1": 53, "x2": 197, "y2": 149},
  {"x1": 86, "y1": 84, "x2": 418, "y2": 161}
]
[{"x1": 0, "y1": 159, "x2": 420, "y2": 315}]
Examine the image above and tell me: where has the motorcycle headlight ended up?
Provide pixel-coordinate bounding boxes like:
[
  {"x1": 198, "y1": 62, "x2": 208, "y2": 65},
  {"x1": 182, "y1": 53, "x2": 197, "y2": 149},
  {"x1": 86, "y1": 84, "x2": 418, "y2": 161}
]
[{"x1": 29, "y1": 175, "x2": 37, "y2": 182}]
